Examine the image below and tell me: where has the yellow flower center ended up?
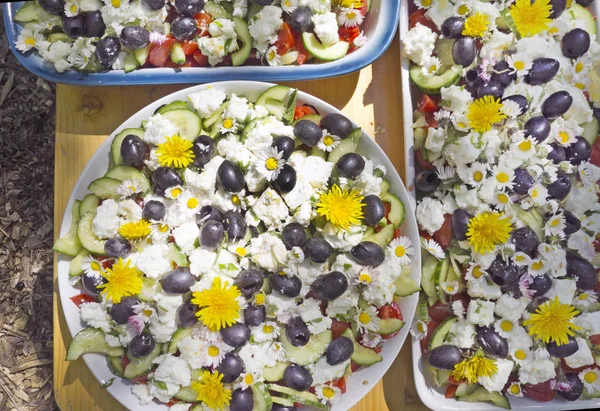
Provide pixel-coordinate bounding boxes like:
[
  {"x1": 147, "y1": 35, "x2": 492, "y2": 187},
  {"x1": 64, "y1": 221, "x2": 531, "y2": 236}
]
[
  {"x1": 497, "y1": 193, "x2": 509, "y2": 204},
  {"x1": 467, "y1": 212, "x2": 513, "y2": 254},
  {"x1": 457, "y1": 122, "x2": 466, "y2": 129},
  {"x1": 458, "y1": 4, "x2": 470, "y2": 14},
  {"x1": 500, "y1": 320, "x2": 513, "y2": 332},
  {"x1": 316, "y1": 185, "x2": 364, "y2": 230},
  {"x1": 576, "y1": 62, "x2": 584, "y2": 73},
  {"x1": 578, "y1": 293, "x2": 589, "y2": 301},
  {"x1": 510, "y1": 0, "x2": 552, "y2": 37},
  {"x1": 509, "y1": 384, "x2": 521, "y2": 395},
  {"x1": 187, "y1": 197, "x2": 199, "y2": 209},
  {"x1": 395, "y1": 246, "x2": 406, "y2": 257},
  {"x1": 25, "y1": 37, "x2": 35, "y2": 46},
  {"x1": 112, "y1": 0, "x2": 121, "y2": 7},
  {"x1": 231, "y1": 195, "x2": 240, "y2": 205},
  {"x1": 245, "y1": 374, "x2": 254, "y2": 385},
  {"x1": 429, "y1": 64, "x2": 438, "y2": 74},
  {"x1": 323, "y1": 136, "x2": 334, "y2": 146},
  {"x1": 223, "y1": 118, "x2": 234, "y2": 129},
  {"x1": 523, "y1": 297, "x2": 581, "y2": 345},
  {"x1": 559, "y1": 131, "x2": 570, "y2": 144},
  {"x1": 531, "y1": 261, "x2": 544, "y2": 270},
  {"x1": 90, "y1": 262, "x2": 102, "y2": 272},
  {"x1": 515, "y1": 255, "x2": 525, "y2": 262},
  {"x1": 359, "y1": 273, "x2": 372, "y2": 284},
  {"x1": 143, "y1": 309, "x2": 153, "y2": 317},
  {"x1": 159, "y1": 223, "x2": 169, "y2": 233},
  {"x1": 417, "y1": 322, "x2": 427, "y2": 333},
  {"x1": 496, "y1": 172, "x2": 509, "y2": 184},
  {"x1": 191, "y1": 277, "x2": 241, "y2": 331},
  {"x1": 575, "y1": 82, "x2": 586, "y2": 90},
  {"x1": 518, "y1": 140, "x2": 531, "y2": 151},
  {"x1": 265, "y1": 157, "x2": 278, "y2": 170},
  {"x1": 156, "y1": 135, "x2": 195, "y2": 169},
  {"x1": 263, "y1": 324, "x2": 274, "y2": 334},
  {"x1": 473, "y1": 266, "x2": 483, "y2": 279},
  {"x1": 255, "y1": 293, "x2": 265, "y2": 305},
  {"x1": 548, "y1": 27, "x2": 559, "y2": 34},
  {"x1": 462, "y1": 13, "x2": 490, "y2": 37},
  {"x1": 446, "y1": 285, "x2": 455, "y2": 292},
  {"x1": 467, "y1": 96, "x2": 507, "y2": 133},
  {"x1": 585, "y1": 372, "x2": 597, "y2": 384},
  {"x1": 98, "y1": 259, "x2": 143, "y2": 304},
  {"x1": 118, "y1": 220, "x2": 152, "y2": 241},
  {"x1": 513, "y1": 61, "x2": 525, "y2": 71},
  {"x1": 235, "y1": 247, "x2": 247, "y2": 256},
  {"x1": 514, "y1": 349, "x2": 527, "y2": 360},
  {"x1": 531, "y1": 189, "x2": 539, "y2": 198},
  {"x1": 171, "y1": 188, "x2": 182, "y2": 198},
  {"x1": 473, "y1": 171, "x2": 484, "y2": 182},
  {"x1": 208, "y1": 346, "x2": 220, "y2": 357},
  {"x1": 347, "y1": 11, "x2": 357, "y2": 19},
  {"x1": 192, "y1": 371, "x2": 231, "y2": 410},
  {"x1": 323, "y1": 387, "x2": 336, "y2": 398},
  {"x1": 359, "y1": 312, "x2": 371, "y2": 324}
]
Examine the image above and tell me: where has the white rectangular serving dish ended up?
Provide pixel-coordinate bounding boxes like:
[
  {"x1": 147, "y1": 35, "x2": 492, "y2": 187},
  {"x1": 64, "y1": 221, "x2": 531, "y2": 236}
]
[{"x1": 399, "y1": 0, "x2": 600, "y2": 409}]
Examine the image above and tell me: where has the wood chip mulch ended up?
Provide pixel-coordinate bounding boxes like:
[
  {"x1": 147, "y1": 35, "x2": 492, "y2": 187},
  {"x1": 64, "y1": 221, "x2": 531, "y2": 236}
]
[{"x1": 1, "y1": 10, "x2": 58, "y2": 411}]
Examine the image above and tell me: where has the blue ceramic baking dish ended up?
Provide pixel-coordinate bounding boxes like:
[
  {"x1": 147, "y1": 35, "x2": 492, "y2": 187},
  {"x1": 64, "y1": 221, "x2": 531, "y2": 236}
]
[{"x1": 3, "y1": 1, "x2": 400, "y2": 85}]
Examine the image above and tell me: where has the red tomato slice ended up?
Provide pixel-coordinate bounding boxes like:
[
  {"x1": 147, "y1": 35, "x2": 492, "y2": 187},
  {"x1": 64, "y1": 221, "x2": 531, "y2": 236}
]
[
  {"x1": 428, "y1": 301, "x2": 452, "y2": 323},
  {"x1": 350, "y1": 361, "x2": 361, "y2": 372},
  {"x1": 331, "y1": 377, "x2": 347, "y2": 394},
  {"x1": 294, "y1": 105, "x2": 317, "y2": 121},
  {"x1": 181, "y1": 41, "x2": 198, "y2": 56},
  {"x1": 276, "y1": 22, "x2": 295, "y2": 55},
  {"x1": 70, "y1": 294, "x2": 97, "y2": 307},
  {"x1": 331, "y1": 320, "x2": 351, "y2": 340},
  {"x1": 590, "y1": 139, "x2": 600, "y2": 167},
  {"x1": 445, "y1": 384, "x2": 459, "y2": 398},
  {"x1": 192, "y1": 50, "x2": 210, "y2": 67},
  {"x1": 522, "y1": 381, "x2": 556, "y2": 402},
  {"x1": 339, "y1": 26, "x2": 361, "y2": 43},
  {"x1": 417, "y1": 94, "x2": 440, "y2": 114},
  {"x1": 591, "y1": 334, "x2": 600, "y2": 346},
  {"x1": 194, "y1": 12, "x2": 213, "y2": 36},
  {"x1": 149, "y1": 38, "x2": 176, "y2": 67},
  {"x1": 121, "y1": 354, "x2": 130, "y2": 372},
  {"x1": 409, "y1": 9, "x2": 438, "y2": 32},
  {"x1": 292, "y1": 31, "x2": 309, "y2": 65},
  {"x1": 432, "y1": 214, "x2": 453, "y2": 250},
  {"x1": 378, "y1": 302, "x2": 403, "y2": 320},
  {"x1": 393, "y1": 227, "x2": 403, "y2": 239}
]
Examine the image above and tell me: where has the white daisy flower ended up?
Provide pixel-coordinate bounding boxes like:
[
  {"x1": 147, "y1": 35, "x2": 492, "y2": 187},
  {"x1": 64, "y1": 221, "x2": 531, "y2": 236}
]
[
  {"x1": 567, "y1": 231, "x2": 596, "y2": 262},
  {"x1": 532, "y1": 346, "x2": 550, "y2": 360},
  {"x1": 289, "y1": 246, "x2": 305, "y2": 264},
  {"x1": 527, "y1": 183, "x2": 548, "y2": 207},
  {"x1": 16, "y1": 29, "x2": 43, "y2": 52},
  {"x1": 81, "y1": 255, "x2": 105, "y2": 278},
  {"x1": 239, "y1": 372, "x2": 264, "y2": 390},
  {"x1": 373, "y1": 164, "x2": 387, "y2": 177},
  {"x1": 337, "y1": 7, "x2": 365, "y2": 27},
  {"x1": 360, "y1": 332, "x2": 382, "y2": 349},
  {"x1": 132, "y1": 302, "x2": 158, "y2": 323},
  {"x1": 410, "y1": 319, "x2": 429, "y2": 339},
  {"x1": 266, "y1": 341, "x2": 287, "y2": 362},
  {"x1": 436, "y1": 164, "x2": 456, "y2": 181},
  {"x1": 265, "y1": 46, "x2": 280, "y2": 66},
  {"x1": 151, "y1": 222, "x2": 171, "y2": 243},
  {"x1": 422, "y1": 238, "x2": 445, "y2": 260},
  {"x1": 551, "y1": 118, "x2": 582, "y2": 147},
  {"x1": 501, "y1": 99, "x2": 523, "y2": 119},
  {"x1": 527, "y1": 257, "x2": 549, "y2": 276},
  {"x1": 315, "y1": 384, "x2": 342, "y2": 404},
  {"x1": 453, "y1": 0, "x2": 472, "y2": 16},
  {"x1": 511, "y1": 346, "x2": 532, "y2": 366},
  {"x1": 355, "y1": 306, "x2": 380, "y2": 333},
  {"x1": 227, "y1": 189, "x2": 248, "y2": 212},
  {"x1": 354, "y1": 266, "x2": 377, "y2": 286},
  {"x1": 572, "y1": 292, "x2": 599, "y2": 309},
  {"x1": 440, "y1": 281, "x2": 459, "y2": 295},
  {"x1": 68, "y1": 38, "x2": 95, "y2": 70},
  {"x1": 491, "y1": 164, "x2": 514, "y2": 190},
  {"x1": 317, "y1": 130, "x2": 341, "y2": 152},
  {"x1": 201, "y1": 339, "x2": 232, "y2": 368},
  {"x1": 415, "y1": 0, "x2": 433, "y2": 9},
  {"x1": 255, "y1": 146, "x2": 285, "y2": 181},
  {"x1": 164, "y1": 185, "x2": 184, "y2": 199},
  {"x1": 478, "y1": 58, "x2": 496, "y2": 82},
  {"x1": 464, "y1": 262, "x2": 487, "y2": 283},
  {"x1": 421, "y1": 56, "x2": 442, "y2": 78},
  {"x1": 451, "y1": 112, "x2": 471, "y2": 132},
  {"x1": 507, "y1": 53, "x2": 533, "y2": 77},
  {"x1": 579, "y1": 368, "x2": 600, "y2": 394},
  {"x1": 544, "y1": 213, "x2": 566, "y2": 238},
  {"x1": 461, "y1": 162, "x2": 488, "y2": 186},
  {"x1": 116, "y1": 179, "x2": 143, "y2": 198},
  {"x1": 353, "y1": 32, "x2": 368, "y2": 48},
  {"x1": 507, "y1": 382, "x2": 524, "y2": 397},
  {"x1": 511, "y1": 136, "x2": 537, "y2": 160},
  {"x1": 451, "y1": 300, "x2": 466, "y2": 318},
  {"x1": 149, "y1": 31, "x2": 168, "y2": 45},
  {"x1": 64, "y1": 1, "x2": 80, "y2": 17},
  {"x1": 518, "y1": 273, "x2": 535, "y2": 299},
  {"x1": 579, "y1": 161, "x2": 600, "y2": 186},
  {"x1": 494, "y1": 318, "x2": 518, "y2": 339},
  {"x1": 492, "y1": 190, "x2": 512, "y2": 211},
  {"x1": 252, "y1": 322, "x2": 280, "y2": 343},
  {"x1": 512, "y1": 251, "x2": 531, "y2": 267},
  {"x1": 218, "y1": 117, "x2": 240, "y2": 134},
  {"x1": 387, "y1": 236, "x2": 414, "y2": 266},
  {"x1": 550, "y1": 378, "x2": 573, "y2": 393}
]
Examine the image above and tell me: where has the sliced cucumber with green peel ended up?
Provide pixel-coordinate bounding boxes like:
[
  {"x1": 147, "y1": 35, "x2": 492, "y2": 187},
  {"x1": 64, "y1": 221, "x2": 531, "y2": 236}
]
[
  {"x1": 377, "y1": 318, "x2": 405, "y2": 335},
  {"x1": 428, "y1": 316, "x2": 458, "y2": 350},
  {"x1": 139, "y1": 277, "x2": 160, "y2": 302},
  {"x1": 204, "y1": 1, "x2": 232, "y2": 19},
  {"x1": 104, "y1": 165, "x2": 151, "y2": 192},
  {"x1": 410, "y1": 64, "x2": 462, "y2": 95},
  {"x1": 14, "y1": 2, "x2": 50, "y2": 22},
  {"x1": 434, "y1": 368, "x2": 452, "y2": 387},
  {"x1": 232, "y1": 17, "x2": 252, "y2": 66},
  {"x1": 302, "y1": 33, "x2": 350, "y2": 62},
  {"x1": 279, "y1": 330, "x2": 332, "y2": 365},
  {"x1": 111, "y1": 128, "x2": 145, "y2": 167},
  {"x1": 169, "y1": 328, "x2": 193, "y2": 354},
  {"x1": 123, "y1": 343, "x2": 162, "y2": 379},
  {"x1": 48, "y1": 33, "x2": 74, "y2": 43},
  {"x1": 421, "y1": 253, "x2": 440, "y2": 306},
  {"x1": 66, "y1": 328, "x2": 124, "y2": 361},
  {"x1": 456, "y1": 382, "x2": 480, "y2": 397},
  {"x1": 169, "y1": 243, "x2": 189, "y2": 267},
  {"x1": 107, "y1": 355, "x2": 124, "y2": 377},
  {"x1": 342, "y1": 329, "x2": 383, "y2": 366},
  {"x1": 251, "y1": 382, "x2": 273, "y2": 411},
  {"x1": 581, "y1": 117, "x2": 599, "y2": 146},
  {"x1": 175, "y1": 386, "x2": 198, "y2": 402},
  {"x1": 256, "y1": 85, "x2": 291, "y2": 108},
  {"x1": 169, "y1": 43, "x2": 186, "y2": 65},
  {"x1": 380, "y1": 179, "x2": 390, "y2": 197},
  {"x1": 382, "y1": 192, "x2": 406, "y2": 227},
  {"x1": 310, "y1": 146, "x2": 327, "y2": 159},
  {"x1": 268, "y1": 385, "x2": 324, "y2": 409},
  {"x1": 77, "y1": 213, "x2": 107, "y2": 255},
  {"x1": 394, "y1": 274, "x2": 421, "y2": 297},
  {"x1": 79, "y1": 193, "x2": 100, "y2": 217},
  {"x1": 54, "y1": 200, "x2": 83, "y2": 256},
  {"x1": 123, "y1": 53, "x2": 140, "y2": 73},
  {"x1": 271, "y1": 396, "x2": 295, "y2": 407},
  {"x1": 457, "y1": 386, "x2": 511, "y2": 409},
  {"x1": 363, "y1": 224, "x2": 394, "y2": 248},
  {"x1": 571, "y1": 4, "x2": 597, "y2": 36},
  {"x1": 203, "y1": 101, "x2": 229, "y2": 129},
  {"x1": 263, "y1": 361, "x2": 289, "y2": 382},
  {"x1": 328, "y1": 128, "x2": 361, "y2": 164},
  {"x1": 156, "y1": 100, "x2": 189, "y2": 115},
  {"x1": 265, "y1": 98, "x2": 287, "y2": 120},
  {"x1": 161, "y1": 109, "x2": 203, "y2": 141},
  {"x1": 293, "y1": 114, "x2": 321, "y2": 125},
  {"x1": 134, "y1": 44, "x2": 151, "y2": 66},
  {"x1": 69, "y1": 248, "x2": 90, "y2": 276},
  {"x1": 88, "y1": 177, "x2": 122, "y2": 200}
]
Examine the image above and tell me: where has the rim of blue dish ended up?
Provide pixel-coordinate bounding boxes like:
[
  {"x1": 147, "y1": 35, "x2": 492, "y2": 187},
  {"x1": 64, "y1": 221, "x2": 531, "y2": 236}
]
[{"x1": 3, "y1": 1, "x2": 400, "y2": 86}]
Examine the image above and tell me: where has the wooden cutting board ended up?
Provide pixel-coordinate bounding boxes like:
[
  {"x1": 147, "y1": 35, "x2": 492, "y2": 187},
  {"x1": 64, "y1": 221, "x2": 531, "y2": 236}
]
[{"x1": 53, "y1": 35, "x2": 428, "y2": 411}]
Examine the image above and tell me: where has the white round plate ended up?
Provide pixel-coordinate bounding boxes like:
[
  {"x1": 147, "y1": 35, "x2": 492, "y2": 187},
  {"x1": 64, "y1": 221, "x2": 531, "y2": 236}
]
[{"x1": 56, "y1": 81, "x2": 421, "y2": 411}]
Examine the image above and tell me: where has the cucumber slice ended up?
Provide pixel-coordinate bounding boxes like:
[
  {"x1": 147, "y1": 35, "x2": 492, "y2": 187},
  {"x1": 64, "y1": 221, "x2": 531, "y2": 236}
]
[
  {"x1": 342, "y1": 329, "x2": 383, "y2": 366},
  {"x1": 263, "y1": 361, "x2": 289, "y2": 382},
  {"x1": 168, "y1": 243, "x2": 189, "y2": 267},
  {"x1": 204, "y1": 1, "x2": 232, "y2": 19},
  {"x1": 203, "y1": 101, "x2": 229, "y2": 128},
  {"x1": 457, "y1": 386, "x2": 511, "y2": 409},
  {"x1": 377, "y1": 318, "x2": 405, "y2": 335},
  {"x1": 302, "y1": 33, "x2": 350, "y2": 61},
  {"x1": 161, "y1": 109, "x2": 203, "y2": 142},
  {"x1": 107, "y1": 355, "x2": 124, "y2": 377},
  {"x1": 363, "y1": 224, "x2": 394, "y2": 248},
  {"x1": 279, "y1": 330, "x2": 332, "y2": 365},
  {"x1": 190, "y1": 404, "x2": 205, "y2": 411},
  {"x1": 293, "y1": 114, "x2": 321, "y2": 125},
  {"x1": 14, "y1": 2, "x2": 50, "y2": 23},
  {"x1": 156, "y1": 100, "x2": 189, "y2": 115},
  {"x1": 77, "y1": 213, "x2": 107, "y2": 255},
  {"x1": 418, "y1": 298, "x2": 430, "y2": 322},
  {"x1": 268, "y1": 385, "x2": 321, "y2": 403},
  {"x1": 420, "y1": 253, "x2": 440, "y2": 306},
  {"x1": 88, "y1": 177, "x2": 122, "y2": 200},
  {"x1": 175, "y1": 386, "x2": 198, "y2": 402},
  {"x1": 69, "y1": 249, "x2": 90, "y2": 276},
  {"x1": 54, "y1": 200, "x2": 83, "y2": 256},
  {"x1": 66, "y1": 328, "x2": 124, "y2": 361},
  {"x1": 571, "y1": 3, "x2": 597, "y2": 35},
  {"x1": 170, "y1": 43, "x2": 186, "y2": 65},
  {"x1": 409, "y1": 64, "x2": 461, "y2": 95},
  {"x1": 79, "y1": 193, "x2": 100, "y2": 217},
  {"x1": 310, "y1": 146, "x2": 327, "y2": 159},
  {"x1": 455, "y1": 382, "x2": 481, "y2": 397},
  {"x1": 134, "y1": 44, "x2": 151, "y2": 66},
  {"x1": 328, "y1": 128, "x2": 361, "y2": 164},
  {"x1": 123, "y1": 343, "x2": 162, "y2": 379},
  {"x1": 283, "y1": 89, "x2": 298, "y2": 125},
  {"x1": 256, "y1": 85, "x2": 291, "y2": 107},
  {"x1": 428, "y1": 316, "x2": 458, "y2": 350},
  {"x1": 434, "y1": 368, "x2": 452, "y2": 387},
  {"x1": 111, "y1": 128, "x2": 145, "y2": 167},
  {"x1": 281, "y1": 50, "x2": 300, "y2": 65},
  {"x1": 139, "y1": 277, "x2": 160, "y2": 302},
  {"x1": 168, "y1": 328, "x2": 193, "y2": 354},
  {"x1": 394, "y1": 274, "x2": 421, "y2": 297},
  {"x1": 48, "y1": 33, "x2": 74, "y2": 43},
  {"x1": 581, "y1": 117, "x2": 599, "y2": 146},
  {"x1": 251, "y1": 382, "x2": 273, "y2": 411},
  {"x1": 272, "y1": 397, "x2": 295, "y2": 407},
  {"x1": 123, "y1": 53, "x2": 140, "y2": 73},
  {"x1": 232, "y1": 17, "x2": 252, "y2": 66},
  {"x1": 104, "y1": 165, "x2": 151, "y2": 192},
  {"x1": 380, "y1": 180, "x2": 391, "y2": 197},
  {"x1": 265, "y1": 98, "x2": 287, "y2": 120},
  {"x1": 382, "y1": 192, "x2": 406, "y2": 228}
]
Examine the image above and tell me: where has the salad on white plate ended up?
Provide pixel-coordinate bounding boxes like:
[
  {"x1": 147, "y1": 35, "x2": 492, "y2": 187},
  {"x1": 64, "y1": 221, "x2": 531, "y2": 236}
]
[{"x1": 53, "y1": 83, "x2": 420, "y2": 410}]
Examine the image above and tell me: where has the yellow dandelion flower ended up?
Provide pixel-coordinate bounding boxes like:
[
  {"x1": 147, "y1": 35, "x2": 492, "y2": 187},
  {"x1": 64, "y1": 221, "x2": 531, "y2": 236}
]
[
  {"x1": 462, "y1": 13, "x2": 490, "y2": 37},
  {"x1": 98, "y1": 258, "x2": 143, "y2": 303},
  {"x1": 191, "y1": 370, "x2": 231, "y2": 410},
  {"x1": 316, "y1": 185, "x2": 364, "y2": 230},
  {"x1": 333, "y1": 0, "x2": 364, "y2": 8},
  {"x1": 118, "y1": 220, "x2": 152, "y2": 241},
  {"x1": 510, "y1": 0, "x2": 552, "y2": 37},
  {"x1": 466, "y1": 212, "x2": 513, "y2": 254},
  {"x1": 156, "y1": 135, "x2": 195, "y2": 168},
  {"x1": 467, "y1": 96, "x2": 507, "y2": 133},
  {"x1": 523, "y1": 297, "x2": 581, "y2": 345},
  {"x1": 191, "y1": 277, "x2": 241, "y2": 331},
  {"x1": 451, "y1": 350, "x2": 498, "y2": 384}
]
